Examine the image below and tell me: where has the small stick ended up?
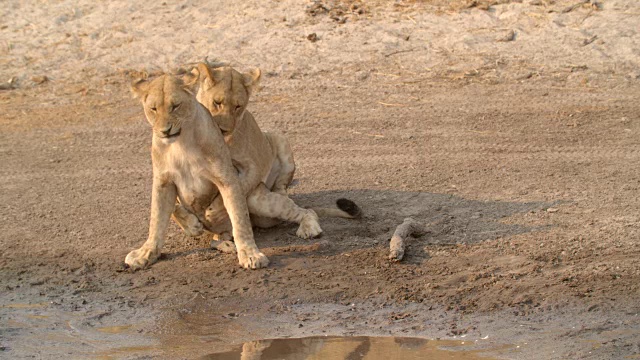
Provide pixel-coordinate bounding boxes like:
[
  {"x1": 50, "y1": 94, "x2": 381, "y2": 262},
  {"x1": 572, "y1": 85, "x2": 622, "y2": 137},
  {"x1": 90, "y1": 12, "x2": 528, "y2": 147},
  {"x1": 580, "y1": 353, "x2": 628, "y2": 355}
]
[
  {"x1": 389, "y1": 217, "x2": 426, "y2": 262},
  {"x1": 562, "y1": 0, "x2": 588, "y2": 13},
  {"x1": 582, "y1": 35, "x2": 597, "y2": 46},
  {"x1": 384, "y1": 48, "x2": 416, "y2": 57},
  {"x1": 372, "y1": 72, "x2": 401, "y2": 77},
  {"x1": 377, "y1": 101, "x2": 408, "y2": 107}
]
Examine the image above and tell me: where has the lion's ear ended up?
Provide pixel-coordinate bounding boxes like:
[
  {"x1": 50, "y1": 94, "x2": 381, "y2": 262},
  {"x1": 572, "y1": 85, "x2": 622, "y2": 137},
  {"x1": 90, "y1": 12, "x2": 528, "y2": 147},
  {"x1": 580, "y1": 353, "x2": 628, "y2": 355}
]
[
  {"x1": 196, "y1": 62, "x2": 215, "y2": 89},
  {"x1": 183, "y1": 67, "x2": 199, "y2": 87},
  {"x1": 182, "y1": 67, "x2": 199, "y2": 94},
  {"x1": 243, "y1": 68, "x2": 261, "y2": 91},
  {"x1": 131, "y1": 79, "x2": 150, "y2": 100}
]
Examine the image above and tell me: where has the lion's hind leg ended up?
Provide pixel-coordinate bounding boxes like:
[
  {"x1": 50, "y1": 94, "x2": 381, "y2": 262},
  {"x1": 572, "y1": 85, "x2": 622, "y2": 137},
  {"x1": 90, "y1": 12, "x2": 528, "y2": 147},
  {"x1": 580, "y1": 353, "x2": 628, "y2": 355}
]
[
  {"x1": 247, "y1": 183, "x2": 322, "y2": 239},
  {"x1": 212, "y1": 240, "x2": 236, "y2": 254},
  {"x1": 265, "y1": 132, "x2": 295, "y2": 196}
]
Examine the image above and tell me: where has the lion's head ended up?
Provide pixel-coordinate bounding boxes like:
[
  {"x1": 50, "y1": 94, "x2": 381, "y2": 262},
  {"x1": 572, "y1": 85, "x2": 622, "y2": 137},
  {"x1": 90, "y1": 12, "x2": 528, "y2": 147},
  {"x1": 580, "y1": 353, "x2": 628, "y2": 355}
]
[
  {"x1": 185, "y1": 63, "x2": 261, "y2": 134},
  {"x1": 131, "y1": 75, "x2": 197, "y2": 141}
]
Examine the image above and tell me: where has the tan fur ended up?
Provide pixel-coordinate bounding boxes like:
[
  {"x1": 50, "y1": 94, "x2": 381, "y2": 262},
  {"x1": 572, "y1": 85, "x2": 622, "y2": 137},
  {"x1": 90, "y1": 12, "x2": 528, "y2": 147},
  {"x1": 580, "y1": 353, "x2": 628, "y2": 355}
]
[
  {"x1": 190, "y1": 64, "x2": 358, "y2": 221},
  {"x1": 125, "y1": 74, "x2": 268, "y2": 270},
  {"x1": 178, "y1": 63, "x2": 325, "y2": 240},
  {"x1": 189, "y1": 63, "x2": 294, "y2": 196}
]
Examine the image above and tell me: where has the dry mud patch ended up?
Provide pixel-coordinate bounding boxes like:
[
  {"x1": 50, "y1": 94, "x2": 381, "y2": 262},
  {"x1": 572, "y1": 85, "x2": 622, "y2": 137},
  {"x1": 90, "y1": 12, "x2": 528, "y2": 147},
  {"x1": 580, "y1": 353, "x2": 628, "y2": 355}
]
[{"x1": 1, "y1": 75, "x2": 639, "y2": 359}]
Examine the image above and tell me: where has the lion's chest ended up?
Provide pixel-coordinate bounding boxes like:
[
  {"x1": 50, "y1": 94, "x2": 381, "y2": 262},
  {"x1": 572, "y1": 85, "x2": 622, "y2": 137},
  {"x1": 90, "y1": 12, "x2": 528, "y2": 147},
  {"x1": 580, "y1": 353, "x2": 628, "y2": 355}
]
[{"x1": 166, "y1": 150, "x2": 219, "y2": 217}]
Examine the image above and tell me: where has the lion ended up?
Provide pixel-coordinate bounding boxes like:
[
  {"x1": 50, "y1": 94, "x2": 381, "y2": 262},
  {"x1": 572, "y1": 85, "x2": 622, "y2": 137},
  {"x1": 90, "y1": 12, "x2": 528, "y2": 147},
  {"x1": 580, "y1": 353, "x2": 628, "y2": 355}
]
[
  {"x1": 125, "y1": 74, "x2": 269, "y2": 270},
  {"x1": 171, "y1": 62, "x2": 361, "y2": 246}
]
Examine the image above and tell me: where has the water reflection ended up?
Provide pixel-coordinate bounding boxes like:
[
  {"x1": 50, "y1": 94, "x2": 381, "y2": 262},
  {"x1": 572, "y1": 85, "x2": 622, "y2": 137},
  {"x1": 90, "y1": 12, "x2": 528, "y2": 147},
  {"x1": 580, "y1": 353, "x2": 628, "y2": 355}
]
[{"x1": 201, "y1": 336, "x2": 493, "y2": 360}]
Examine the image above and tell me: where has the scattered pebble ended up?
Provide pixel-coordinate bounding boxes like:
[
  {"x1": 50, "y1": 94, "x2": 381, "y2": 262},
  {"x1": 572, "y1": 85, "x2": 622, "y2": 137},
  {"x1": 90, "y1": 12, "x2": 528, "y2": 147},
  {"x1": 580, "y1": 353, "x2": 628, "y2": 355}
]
[
  {"x1": 497, "y1": 29, "x2": 516, "y2": 42},
  {"x1": 32, "y1": 75, "x2": 48, "y2": 84},
  {"x1": 355, "y1": 71, "x2": 369, "y2": 81}
]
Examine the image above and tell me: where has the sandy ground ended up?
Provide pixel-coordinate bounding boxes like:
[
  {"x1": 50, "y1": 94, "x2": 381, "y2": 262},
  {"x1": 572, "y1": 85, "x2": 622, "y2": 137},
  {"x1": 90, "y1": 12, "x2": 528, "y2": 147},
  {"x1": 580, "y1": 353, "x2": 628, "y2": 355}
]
[{"x1": 1, "y1": 0, "x2": 640, "y2": 359}]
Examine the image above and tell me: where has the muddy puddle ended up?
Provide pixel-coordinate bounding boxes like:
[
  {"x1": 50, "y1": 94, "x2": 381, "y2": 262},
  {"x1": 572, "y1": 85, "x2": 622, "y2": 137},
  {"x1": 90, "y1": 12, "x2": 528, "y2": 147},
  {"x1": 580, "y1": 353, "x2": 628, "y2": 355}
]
[
  {"x1": 201, "y1": 336, "x2": 498, "y2": 360},
  {"x1": 6, "y1": 300, "x2": 636, "y2": 359},
  {"x1": 2, "y1": 301, "x2": 505, "y2": 359},
  {"x1": 0, "y1": 302, "x2": 158, "y2": 358}
]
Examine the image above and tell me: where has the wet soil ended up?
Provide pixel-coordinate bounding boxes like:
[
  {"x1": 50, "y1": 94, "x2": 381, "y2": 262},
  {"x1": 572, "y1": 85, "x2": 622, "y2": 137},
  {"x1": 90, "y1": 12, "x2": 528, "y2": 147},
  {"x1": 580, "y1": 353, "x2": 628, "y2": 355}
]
[{"x1": 1, "y1": 0, "x2": 640, "y2": 359}]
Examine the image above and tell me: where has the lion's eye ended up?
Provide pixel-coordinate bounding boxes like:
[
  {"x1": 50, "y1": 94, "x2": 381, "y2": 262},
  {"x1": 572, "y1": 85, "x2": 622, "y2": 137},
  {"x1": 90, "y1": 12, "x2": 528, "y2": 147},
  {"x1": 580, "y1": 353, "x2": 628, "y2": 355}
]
[
  {"x1": 235, "y1": 105, "x2": 242, "y2": 112},
  {"x1": 213, "y1": 100, "x2": 223, "y2": 109},
  {"x1": 170, "y1": 103, "x2": 181, "y2": 112},
  {"x1": 150, "y1": 107, "x2": 157, "y2": 112}
]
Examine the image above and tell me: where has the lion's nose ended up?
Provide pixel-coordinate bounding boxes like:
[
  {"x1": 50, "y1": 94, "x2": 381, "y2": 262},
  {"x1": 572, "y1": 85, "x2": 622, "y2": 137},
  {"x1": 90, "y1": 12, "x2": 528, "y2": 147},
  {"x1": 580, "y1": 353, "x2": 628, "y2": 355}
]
[{"x1": 161, "y1": 125, "x2": 172, "y2": 136}]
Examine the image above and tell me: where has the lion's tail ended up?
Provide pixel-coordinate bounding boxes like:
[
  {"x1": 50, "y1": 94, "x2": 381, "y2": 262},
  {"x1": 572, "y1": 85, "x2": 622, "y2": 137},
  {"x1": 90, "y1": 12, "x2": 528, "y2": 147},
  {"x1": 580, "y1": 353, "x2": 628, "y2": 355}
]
[{"x1": 310, "y1": 198, "x2": 362, "y2": 219}]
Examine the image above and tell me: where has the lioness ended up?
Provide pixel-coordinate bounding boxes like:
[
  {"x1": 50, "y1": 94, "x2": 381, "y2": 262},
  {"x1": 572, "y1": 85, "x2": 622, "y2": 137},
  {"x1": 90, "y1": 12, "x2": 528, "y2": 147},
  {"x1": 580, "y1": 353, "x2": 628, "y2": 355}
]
[
  {"x1": 171, "y1": 62, "x2": 361, "y2": 244},
  {"x1": 126, "y1": 74, "x2": 269, "y2": 270}
]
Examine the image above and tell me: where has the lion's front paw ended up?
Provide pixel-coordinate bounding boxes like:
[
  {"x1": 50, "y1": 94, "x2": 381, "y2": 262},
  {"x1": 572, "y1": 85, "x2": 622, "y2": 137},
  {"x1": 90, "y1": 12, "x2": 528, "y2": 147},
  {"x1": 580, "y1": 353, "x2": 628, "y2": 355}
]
[
  {"x1": 237, "y1": 247, "x2": 269, "y2": 269},
  {"x1": 181, "y1": 218, "x2": 204, "y2": 237},
  {"x1": 296, "y1": 210, "x2": 322, "y2": 239},
  {"x1": 125, "y1": 247, "x2": 160, "y2": 270}
]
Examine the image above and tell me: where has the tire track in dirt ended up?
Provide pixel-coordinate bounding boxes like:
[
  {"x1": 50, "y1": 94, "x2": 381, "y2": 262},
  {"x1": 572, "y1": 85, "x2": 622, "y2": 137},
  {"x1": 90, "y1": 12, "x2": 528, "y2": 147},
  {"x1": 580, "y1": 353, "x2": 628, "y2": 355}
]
[
  {"x1": 298, "y1": 142, "x2": 640, "y2": 167},
  {"x1": 0, "y1": 167, "x2": 151, "y2": 182},
  {"x1": 3, "y1": 140, "x2": 637, "y2": 182}
]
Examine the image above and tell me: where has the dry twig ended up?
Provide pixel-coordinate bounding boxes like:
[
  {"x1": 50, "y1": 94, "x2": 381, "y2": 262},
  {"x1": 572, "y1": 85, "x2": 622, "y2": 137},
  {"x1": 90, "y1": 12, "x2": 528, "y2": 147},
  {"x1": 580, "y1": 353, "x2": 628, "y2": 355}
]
[
  {"x1": 384, "y1": 48, "x2": 416, "y2": 57},
  {"x1": 582, "y1": 35, "x2": 597, "y2": 46},
  {"x1": 562, "y1": 0, "x2": 589, "y2": 13}
]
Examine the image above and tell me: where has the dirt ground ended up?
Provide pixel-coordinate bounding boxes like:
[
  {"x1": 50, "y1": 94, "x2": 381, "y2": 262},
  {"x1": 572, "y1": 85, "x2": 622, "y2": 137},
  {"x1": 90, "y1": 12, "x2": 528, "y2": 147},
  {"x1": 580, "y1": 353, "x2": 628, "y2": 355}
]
[{"x1": 1, "y1": 0, "x2": 640, "y2": 359}]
